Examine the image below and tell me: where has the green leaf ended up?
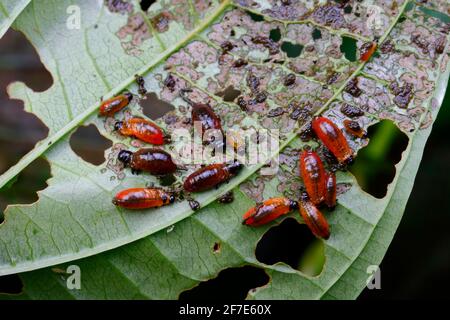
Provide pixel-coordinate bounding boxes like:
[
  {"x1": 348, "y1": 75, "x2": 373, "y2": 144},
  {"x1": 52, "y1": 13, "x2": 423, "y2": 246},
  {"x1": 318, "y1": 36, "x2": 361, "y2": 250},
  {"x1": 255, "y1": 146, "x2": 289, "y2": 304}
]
[
  {"x1": 0, "y1": 0, "x2": 449, "y2": 299},
  {"x1": 0, "y1": 0, "x2": 30, "y2": 39},
  {"x1": 0, "y1": 0, "x2": 237, "y2": 275}
]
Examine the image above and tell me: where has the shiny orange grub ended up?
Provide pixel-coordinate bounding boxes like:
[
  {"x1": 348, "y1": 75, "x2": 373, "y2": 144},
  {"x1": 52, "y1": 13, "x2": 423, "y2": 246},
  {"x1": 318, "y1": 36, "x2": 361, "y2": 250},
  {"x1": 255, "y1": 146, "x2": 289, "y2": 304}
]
[
  {"x1": 300, "y1": 150, "x2": 326, "y2": 205},
  {"x1": 118, "y1": 148, "x2": 177, "y2": 175},
  {"x1": 99, "y1": 92, "x2": 133, "y2": 116},
  {"x1": 192, "y1": 103, "x2": 225, "y2": 145},
  {"x1": 299, "y1": 193, "x2": 330, "y2": 240},
  {"x1": 113, "y1": 188, "x2": 175, "y2": 210},
  {"x1": 312, "y1": 117, "x2": 353, "y2": 164},
  {"x1": 115, "y1": 118, "x2": 165, "y2": 145},
  {"x1": 242, "y1": 197, "x2": 299, "y2": 227},
  {"x1": 183, "y1": 161, "x2": 243, "y2": 193},
  {"x1": 343, "y1": 119, "x2": 367, "y2": 138},
  {"x1": 324, "y1": 171, "x2": 337, "y2": 209},
  {"x1": 180, "y1": 89, "x2": 224, "y2": 144},
  {"x1": 360, "y1": 42, "x2": 377, "y2": 62},
  {"x1": 192, "y1": 103, "x2": 223, "y2": 135}
]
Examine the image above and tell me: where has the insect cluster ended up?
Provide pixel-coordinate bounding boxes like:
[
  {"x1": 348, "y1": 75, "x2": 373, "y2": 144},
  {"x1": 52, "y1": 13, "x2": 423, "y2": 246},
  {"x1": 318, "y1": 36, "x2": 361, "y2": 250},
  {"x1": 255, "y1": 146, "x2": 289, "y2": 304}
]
[
  {"x1": 98, "y1": 88, "x2": 243, "y2": 212},
  {"x1": 98, "y1": 75, "x2": 363, "y2": 240},
  {"x1": 243, "y1": 116, "x2": 356, "y2": 239}
]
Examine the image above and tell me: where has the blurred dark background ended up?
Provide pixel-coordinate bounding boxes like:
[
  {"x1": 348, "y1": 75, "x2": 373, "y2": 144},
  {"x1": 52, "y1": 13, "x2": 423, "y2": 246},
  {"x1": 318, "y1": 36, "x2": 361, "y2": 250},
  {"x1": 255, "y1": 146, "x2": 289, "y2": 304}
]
[{"x1": 0, "y1": 29, "x2": 449, "y2": 299}]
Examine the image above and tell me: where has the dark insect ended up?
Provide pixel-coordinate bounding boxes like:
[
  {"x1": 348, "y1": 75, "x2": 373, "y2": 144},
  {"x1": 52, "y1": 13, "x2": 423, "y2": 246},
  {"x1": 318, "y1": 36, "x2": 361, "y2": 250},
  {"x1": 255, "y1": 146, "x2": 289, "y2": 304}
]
[
  {"x1": 340, "y1": 103, "x2": 364, "y2": 118},
  {"x1": 188, "y1": 199, "x2": 201, "y2": 211},
  {"x1": 299, "y1": 192, "x2": 330, "y2": 240},
  {"x1": 321, "y1": 146, "x2": 338, "y2": 166},
  {"x1": 300, "y1": 150, "x2": 326, "y2": 205},
  {"x1": 180, "y1": 89, "x2": 224, "y2": 143},
  {"x1": 299, "y1": 121, "x2": 315, "y2": 142},
  {"x1": 252, "y1": 36, "x2": 279, "y2": 55},
  {"x1": 135, "y1": 75, "x2": 147, "y2": 95},
  {"x1": 324, "y1": 171, "x2": 336, "y2": 209},
  {"x1": 435, "y1": 36, "x2": 446, "y2": 54},
  {"x1": 118, "y1": 148, "x2": 177, "y2": 175},
  {"x1": 164, "y1": 74, "x2": 176, "y2": 91},
  {"x1": 237, "y1": 96, "x2": 248, "y2": 111},
  {"x1": 311, "y1": 4, "x2": 345, "y2": 28},
  {"x1": 246, "y1": 73, "x2": 260, "y2": 92},
  {"x1": 99, "y1": 92, "x2": 133, "y2": 116},
  {"x1": 113, "y1": 188, "x2": 175, "y2": 210},
  {"x1": 114, "y1": 118, "x2": 166, "y2": 145},
  {"x1": 360, "y1": 42, "x2": 377, "y2": 62},
  {"x1": 327, "y1": 72, "x2": 340, "y2": 85},
  {"x1": 183, "y1": 161, "x2": 243, "y2": 192},
  {"x1": 233, "y1": 58, "x2": 248, "y2": 68},
  {"x1": 312, "y1": 117, "x2": 353, "y2": 164},
  {"x1": 283, "y1": 73, "x2": 296, "y2": 86},
  {"x1": 106, "y1": 0, "x2": 132, "y2": 13},
  {"x1": 305, "y1": 39, "x2": 316, "y2": 51},
  {"x1": 242, "y1": 197, "x2": 298, "y2": 226},
  {"x1": 220, "y1": 41, "x2": 234, "y2": 54},
  {"x1": 289, "y1": 102, "x2": 311, "y2": 123},
  {"x1": 289, "y1": 108, "x2": 303, "y2": 121},
  {"x1": 151, "y1": 12, "x2": 171, "y2": 33},
  {"x1": 380, "y1": 40, "x2": 395, "y2": 54},
  {"x1": 389, "y1": 82, "x2": 414, "y2": 109},
  {"x1": 411, "y1": 34, "x2": 429, "y2": 54},
  {"x1": 344, "y1": 78, "x2": 362, "y2": 97},
  {"x1": 255, "y1": 91, "x2": 268, "y2": 103},
  {"x1": 343, "y1": 119, "x2": 367, "y2": 138},
  {"x1": 267, "y1": 107, "x2": 285, "y2": 118},
  {"x1": 218, "y1": 191, "x2": 234, "y2": 204}
]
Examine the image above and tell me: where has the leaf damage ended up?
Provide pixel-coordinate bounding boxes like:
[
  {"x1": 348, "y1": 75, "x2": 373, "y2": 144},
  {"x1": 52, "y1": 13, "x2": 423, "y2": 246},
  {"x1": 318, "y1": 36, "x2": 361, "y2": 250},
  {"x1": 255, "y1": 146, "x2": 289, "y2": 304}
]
[{"x1": 0, "y1": 0, "x2": 448, "y2": 301}]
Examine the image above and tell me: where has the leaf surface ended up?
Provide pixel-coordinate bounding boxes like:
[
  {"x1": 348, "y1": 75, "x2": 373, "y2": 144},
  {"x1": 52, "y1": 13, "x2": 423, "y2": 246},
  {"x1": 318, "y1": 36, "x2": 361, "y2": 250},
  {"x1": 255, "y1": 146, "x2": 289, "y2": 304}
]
[
  {"x1": 0, "y1": 0, "x2": 449, "y2": 299},
  {"x1": 0, "y1": 0, "x2": 30, "y2": 38}
]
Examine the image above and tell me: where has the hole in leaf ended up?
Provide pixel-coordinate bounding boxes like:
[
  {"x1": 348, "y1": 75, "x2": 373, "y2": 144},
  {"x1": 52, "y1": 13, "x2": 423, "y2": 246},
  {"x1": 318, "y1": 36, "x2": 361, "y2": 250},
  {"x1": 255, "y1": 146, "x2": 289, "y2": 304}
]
[
  {"x1": 216, "y1": 86, "x2": 241, "y2": 102},
  {"x1": 255, "y1": 218, "x2": 325, "y2": 276},
  {"x1": 0, "y1": 158, "x2": 51, "y2": 224},
  {"x1": 418, "y1": 6, "x2": 450, "y2": 24},
  {"x1": 179, "y1": 266, "x2": 269, "y2": 300},
  {"x1": 141, "y1": 92, "x2": 175, "y2": 120},
  {"x1": 140, "y1": 0, "x2": 156, "y2": 11},
  {"x1": 349, "y1": 120, "x2": 409, "y2": 199},
  {"x1": 281, "y1": 41, "x2": 303, "y2": 58},
  {"x1": 343, "y1": 5, "x2": 353, "y2": 14},
  {"x1": 269, "y1": 28, "x2": 281, "y2": 42},
  {"x1": 312, "y1": 28, "x2": 322, "y2": 40},
  {"x1": 0, "y1": 30, "x2": 50, "y2": 178},
  {"x1": 0, "y1": 274, "x2": 22, "y2": 294},
  {"x1": 360, "y1": 106, "x2": 450, "y2": 299},
  {"x1": 0, "y1": 99, "x2": 49, "y2": 175},
  {"x1": 247, "y1": 11, "x2": 265, "y2": 22},
  {"x1": 340, "y1": 36, "x2": 357, "y2": 62},
  {"x1": 0, "y1": 29, "x2": 53, "y2": 92},
  {"x1": 70, "y1": 124, "x2": 112, "y2": 166},
  {"x1": 0, "y1": 30, "x2": 52, "y2": 223}
]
